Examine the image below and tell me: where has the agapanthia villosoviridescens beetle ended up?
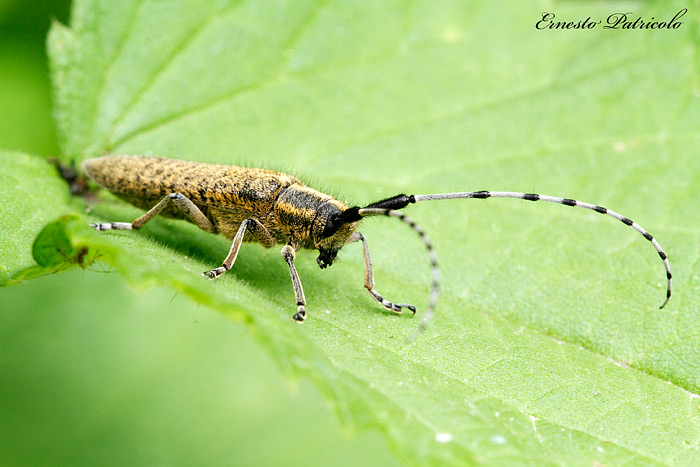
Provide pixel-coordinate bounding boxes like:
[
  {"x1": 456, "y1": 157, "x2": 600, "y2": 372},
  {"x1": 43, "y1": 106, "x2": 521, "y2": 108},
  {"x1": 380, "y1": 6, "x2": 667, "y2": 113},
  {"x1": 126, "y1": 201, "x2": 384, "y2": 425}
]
[{"x1": 82, "y1": 155, "x2": 672, "y2": 339}]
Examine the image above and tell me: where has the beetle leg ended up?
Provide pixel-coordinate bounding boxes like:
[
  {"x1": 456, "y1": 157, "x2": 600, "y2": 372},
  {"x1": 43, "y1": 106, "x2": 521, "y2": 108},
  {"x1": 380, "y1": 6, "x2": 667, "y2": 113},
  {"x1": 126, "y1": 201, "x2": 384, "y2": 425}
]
[
  {"x1": 90, "y1": 192, "x2": 216, "y2": 233},
  {"x1": 281, "y1": 245, "x2": 307, "y2": 322},
  {"x1": 203, "y1": 218, "x2": 274, "y2": 279},
  {"x1": 348, "y1": 231, "x2": 416, "y2": 315}
]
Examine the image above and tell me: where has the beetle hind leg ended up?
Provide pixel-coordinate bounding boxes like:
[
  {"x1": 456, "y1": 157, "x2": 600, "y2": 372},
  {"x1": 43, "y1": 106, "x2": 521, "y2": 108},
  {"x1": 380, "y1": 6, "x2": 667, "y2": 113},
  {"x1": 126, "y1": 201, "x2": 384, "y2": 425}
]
[{"x1": 90, "y1": 192, "x2": 216, "y2": 233}]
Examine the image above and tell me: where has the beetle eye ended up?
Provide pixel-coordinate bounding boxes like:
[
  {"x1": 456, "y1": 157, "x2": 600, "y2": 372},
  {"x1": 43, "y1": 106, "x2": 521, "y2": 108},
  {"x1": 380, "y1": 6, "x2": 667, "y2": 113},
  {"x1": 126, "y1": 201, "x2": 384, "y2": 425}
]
[{"x1": 322, "y1": 213, "x2": 341, "y2": 238}]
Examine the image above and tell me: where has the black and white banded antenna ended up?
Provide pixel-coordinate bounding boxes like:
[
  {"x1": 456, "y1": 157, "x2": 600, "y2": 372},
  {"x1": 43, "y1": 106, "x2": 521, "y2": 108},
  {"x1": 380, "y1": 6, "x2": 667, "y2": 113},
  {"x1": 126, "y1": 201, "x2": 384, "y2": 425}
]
[{"x1": 358, "y1": 190, "x2": 672, "y2": 341}]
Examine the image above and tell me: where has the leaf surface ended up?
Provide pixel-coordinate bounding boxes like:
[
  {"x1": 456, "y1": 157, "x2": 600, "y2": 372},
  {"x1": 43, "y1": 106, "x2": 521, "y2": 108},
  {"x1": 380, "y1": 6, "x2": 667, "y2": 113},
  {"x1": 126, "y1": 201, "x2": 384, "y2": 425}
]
[{"x1": 4, "y1": 1, "x2": 700, "y2": 464}]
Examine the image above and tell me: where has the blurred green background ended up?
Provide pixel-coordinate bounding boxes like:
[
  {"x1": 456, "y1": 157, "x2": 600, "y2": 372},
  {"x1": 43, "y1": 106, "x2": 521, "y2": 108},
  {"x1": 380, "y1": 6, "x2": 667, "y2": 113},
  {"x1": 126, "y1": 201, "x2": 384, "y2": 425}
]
[{"x1": 0, "y1": 1, "x2": 400, "y2": 465}]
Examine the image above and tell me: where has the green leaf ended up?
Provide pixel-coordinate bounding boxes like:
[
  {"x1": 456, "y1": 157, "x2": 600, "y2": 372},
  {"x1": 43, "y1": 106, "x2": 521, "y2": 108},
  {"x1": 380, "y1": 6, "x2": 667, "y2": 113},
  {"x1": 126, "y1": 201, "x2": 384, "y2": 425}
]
[
  {"x1": 31, "y1": 215, "x2": 89, "y2": 267},
  {"x1": 0, "y1": 151, "x2": 75, "y2": 283},
  {"x1": 5, "y1": 0, "x2": 700, "y2": 464}
]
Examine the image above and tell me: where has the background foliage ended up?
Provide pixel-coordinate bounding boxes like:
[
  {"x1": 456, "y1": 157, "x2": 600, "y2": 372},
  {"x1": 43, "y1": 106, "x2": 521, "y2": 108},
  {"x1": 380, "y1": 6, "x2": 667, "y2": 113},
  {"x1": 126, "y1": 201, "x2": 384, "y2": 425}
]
[{"x1": 1, "y1": 1, "x2": 699, "y2": 465}]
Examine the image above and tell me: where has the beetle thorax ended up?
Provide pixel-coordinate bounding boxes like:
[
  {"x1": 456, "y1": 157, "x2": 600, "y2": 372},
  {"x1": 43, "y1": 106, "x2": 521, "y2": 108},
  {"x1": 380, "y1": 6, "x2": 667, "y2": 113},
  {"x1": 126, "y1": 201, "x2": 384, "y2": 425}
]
[{"x1": 273, "y1": 185, "x2": 358, "y2": 267}]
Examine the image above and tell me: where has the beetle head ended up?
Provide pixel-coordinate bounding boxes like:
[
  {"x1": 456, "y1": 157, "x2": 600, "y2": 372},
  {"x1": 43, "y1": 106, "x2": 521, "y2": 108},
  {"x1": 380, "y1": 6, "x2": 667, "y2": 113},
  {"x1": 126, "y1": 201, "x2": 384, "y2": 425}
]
[{"x1": 312, "y1": 204, "x2": 362, "y2": 268}]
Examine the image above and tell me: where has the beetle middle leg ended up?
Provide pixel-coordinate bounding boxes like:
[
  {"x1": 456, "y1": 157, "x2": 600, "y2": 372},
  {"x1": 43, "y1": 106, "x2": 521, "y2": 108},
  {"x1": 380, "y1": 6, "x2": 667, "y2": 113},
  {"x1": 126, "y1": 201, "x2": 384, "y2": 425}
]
[
  {"x1": 281, "y1": 245, "x2": 307, "y2": 322},
  {"x1": 349, "y1": 231, "x2": 416, "y2": 315},
  {"x1": 203, "y1": 218, "x2": 275, "y2": 279}
]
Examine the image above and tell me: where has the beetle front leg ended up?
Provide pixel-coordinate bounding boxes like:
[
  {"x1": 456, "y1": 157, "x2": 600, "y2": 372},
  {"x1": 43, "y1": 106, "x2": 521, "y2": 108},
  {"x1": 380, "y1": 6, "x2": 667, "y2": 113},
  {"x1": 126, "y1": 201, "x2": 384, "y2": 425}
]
[{"x1": 349, "y1": 231, "x2": 416, "y2": 315}]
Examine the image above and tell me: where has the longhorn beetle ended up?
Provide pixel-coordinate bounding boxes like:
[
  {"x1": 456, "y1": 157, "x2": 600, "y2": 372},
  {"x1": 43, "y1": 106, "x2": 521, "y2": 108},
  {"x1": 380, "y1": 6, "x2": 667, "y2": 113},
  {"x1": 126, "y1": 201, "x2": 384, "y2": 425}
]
[{"x1": 83, "y1": 155, "x2": 672, "y2": 339}]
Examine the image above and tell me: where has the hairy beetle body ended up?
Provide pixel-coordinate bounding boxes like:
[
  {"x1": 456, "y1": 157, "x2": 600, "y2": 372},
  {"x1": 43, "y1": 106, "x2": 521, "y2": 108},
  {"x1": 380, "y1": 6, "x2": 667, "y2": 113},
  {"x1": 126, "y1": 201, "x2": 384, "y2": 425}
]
[{"x1": 83, "y1": 155, "x2": 357, "y2": 253}]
